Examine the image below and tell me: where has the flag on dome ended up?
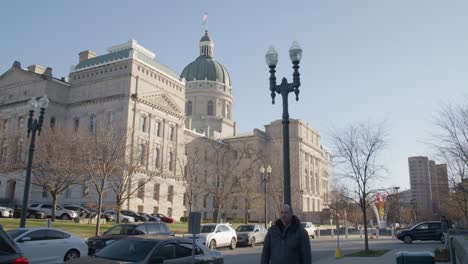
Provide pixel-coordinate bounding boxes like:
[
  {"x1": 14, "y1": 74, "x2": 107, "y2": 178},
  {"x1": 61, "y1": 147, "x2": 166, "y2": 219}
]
[{"x1": 202, "y1": 12, "x2": 208, "y2": 25}]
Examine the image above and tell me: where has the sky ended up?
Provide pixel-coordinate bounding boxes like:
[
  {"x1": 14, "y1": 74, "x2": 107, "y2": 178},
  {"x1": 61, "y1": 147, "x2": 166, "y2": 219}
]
[{"x1": 1, "y1": 0, "x2": 467, "y2": 190}]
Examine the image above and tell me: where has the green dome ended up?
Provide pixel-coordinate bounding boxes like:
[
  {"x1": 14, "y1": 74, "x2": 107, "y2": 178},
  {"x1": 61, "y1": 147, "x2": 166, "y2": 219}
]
[{"x1": 181, "y1": 55, "x2": 231, "y2": 86}]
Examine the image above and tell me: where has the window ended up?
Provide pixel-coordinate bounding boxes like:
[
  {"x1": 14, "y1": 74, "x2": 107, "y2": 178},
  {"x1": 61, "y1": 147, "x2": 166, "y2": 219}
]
[
  {"x1": 47, "y1": 230, "x2": 68, "y2": 240},
  {"x1": 226, "y1": 104, "x2": 231, "y2": 119},
  {"x1": 0, "y1": 140, "x2": 7, "y2": 162},
  {"x1": 15, "y1": 139, "x2": 23, "y2": 163},
  {"x1": 73, "y1": 118, "x2": 79, "y2": 131},
  {"x1": 153, "y1": 206, "x2": 159, "y2": 214},
  {"x1": 25, "y1": 230, "x2": 47, "y2": 241},
  {"x1": 89, "y1": 115, "x2": 96, "y2": 134},
  {"x1": 169, "y1": 126, "x2": 175, "y2": 141},
  {"x1": 176, "y1": 244, "x2": 194, "y2": 258},
  {"x1": 168, "y1": 151, "x2": 174, "y2": 171},
  {"x1": 65, "y1": 187, "x2": 71, "y2": 198},
  {"x1": 17, "y1": 116, "x2": 24, "y2": 129},
  {"x1": 140, "y1": 115, "x2": 147, "y2": 132},
  {"x1": 167, "y1": 207, "x2": 173, "y2": 217},
  {"x1": 138, "y1": 144, "x2": 146, "y2": 165},
  {"x1": 207, "y1": 100, "x2": 214, "y2": 116},
  {"x1": 153, "y1": 146, "x2": 160, "y2": 168},
  {"x1": 42, "y1": 187, "x2": 48, "y2": 198},
  {"x1": 153, "y1": 184, "x2": 160, "y2": 201},
  {"x1": 203, "y1": 194, "x2": 209, "y2": 208},
  {"x1": 416, "y1": 224, "x2": 429, "y2": 230},
  {"x1": 137, "y1": 180, "x2": 145, "y2": 200},
  {"x1": 82, "y1": 182, "x2": 89, "y2": 196},
  {"x1": 137, "y1": 205, "x2": 144, "y2": 213},
  {"x1": 50, "y1": 117, "x2": 56, "y2": 129},
  {"x1": 152, "y1": 244, "x2": 176, "y2": 260},
  {"x1": 167, "y1": 185, "x2": 174, "y2": 203},
  {"x1": 186, "y1": 101, "x2": 193, "y2": 116},
  {"x1": 106, "y1": 112, "x2": 114, "y2": 129},
  {"x1": 204, "y1": 170, "x2": 208, "y2": 182},
  {"x1": 2, "y1": 119, "x2": 9, "y2": 131},
  {"x1": 183, "y1": 193, "x2": 187, "y2": 206},
  {"x1": 155, "y1": 121, "x2": 161, "y2": 137}
]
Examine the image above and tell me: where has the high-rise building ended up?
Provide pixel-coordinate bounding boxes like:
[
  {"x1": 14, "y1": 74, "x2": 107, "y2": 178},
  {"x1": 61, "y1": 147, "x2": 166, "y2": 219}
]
[{"x1": 408, "y1": 156, "x2": 449, "y2": 220}]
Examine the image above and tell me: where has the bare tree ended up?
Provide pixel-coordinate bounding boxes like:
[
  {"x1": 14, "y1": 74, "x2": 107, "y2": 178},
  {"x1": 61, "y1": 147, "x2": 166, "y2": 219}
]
[
  {"x1": 32, "y1": 127, "x2": 82, "y2": 220},
  {"x1": 328, "y1": 181, "x2": 352, "y2": 227},
  {"x1": 178, "y1": 145, "x2": 204, "y2": 216},
  {"x1": 331, "y1": 120, "x2": 388, "y2": 251},
  {"x1": 108, "y1": 141, "x2": 162, "y2": 223},
  {"x1": 434, "y1": 102, "x2": 468, "y2": 226},
  {"x1": 76, "y1": 128, "x2": 128, "y2": 235}
]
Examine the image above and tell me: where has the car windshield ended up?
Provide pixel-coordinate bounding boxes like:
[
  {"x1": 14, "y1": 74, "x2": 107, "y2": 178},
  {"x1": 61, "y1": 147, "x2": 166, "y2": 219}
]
[
  {"x1": 96, "y1": 239, "x2": 157, "y2": 262},
  {"x1": 200, "y1": 226, "x2": 216, "y2": 233},
  {"x1": 6, "y1": 229, "x2": 28, "y2": 239},
  {"x1": 236, "y1": 225, "x2": 254, "y2": 232}
]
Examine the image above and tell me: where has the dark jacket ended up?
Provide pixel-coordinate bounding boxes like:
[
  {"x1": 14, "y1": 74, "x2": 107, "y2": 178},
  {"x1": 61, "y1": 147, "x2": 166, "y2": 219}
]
[{"x1": 261, "y1": 215, "x2": 311, "y2": 264}]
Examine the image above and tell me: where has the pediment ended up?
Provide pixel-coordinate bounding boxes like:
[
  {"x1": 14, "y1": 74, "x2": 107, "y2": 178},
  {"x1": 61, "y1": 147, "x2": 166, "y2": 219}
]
[
  {"x1": 0, "y1": 68, "x2": 41, "y2": 88},
  {"x1": 140, "y1": 92, "x2": 184, "y2": 117}
]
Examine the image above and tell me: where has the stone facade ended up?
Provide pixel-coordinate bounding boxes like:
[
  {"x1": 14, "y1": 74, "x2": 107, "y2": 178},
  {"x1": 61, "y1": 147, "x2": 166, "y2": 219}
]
[{"x1": 0, "y1": 32, "x2": 330, "y2": 223}]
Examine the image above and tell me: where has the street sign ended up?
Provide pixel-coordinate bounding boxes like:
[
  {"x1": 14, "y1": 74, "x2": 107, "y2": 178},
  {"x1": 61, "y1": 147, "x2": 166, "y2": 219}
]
[{"x1": 188, "y1": 212, "x2": 201, "y2": 234}]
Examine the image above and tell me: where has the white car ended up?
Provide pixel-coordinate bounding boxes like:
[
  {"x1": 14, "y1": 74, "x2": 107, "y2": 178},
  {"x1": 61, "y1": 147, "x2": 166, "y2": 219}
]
[
  {"x1": 0, "y1": 206, "x2": 13, "y2": 217},
  {"x1": 6, "y1": 227, "x2": 87, "y2": 263},
  {"x1": 103, "y1": 210, "x2": 135, "y2": 223},
  {"x1": 301, "y1": 222, "x2": 316, "y2": 238},
  {"x1": 29, "y1": 203, "x2": 78, "y2": 220},
  {"x1": 198, "y1": 223, "x2": 237, "y2": 250}
]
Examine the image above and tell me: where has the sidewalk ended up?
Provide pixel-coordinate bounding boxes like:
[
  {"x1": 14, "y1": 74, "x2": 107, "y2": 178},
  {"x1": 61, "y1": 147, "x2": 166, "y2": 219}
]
[{"x1": 315, "y1": 249, "x2": 445, "y2": 264}]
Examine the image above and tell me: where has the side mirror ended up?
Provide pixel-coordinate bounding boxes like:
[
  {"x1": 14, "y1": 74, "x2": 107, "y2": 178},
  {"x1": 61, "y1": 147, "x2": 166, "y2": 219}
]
[{"x1": 19, "y1": 237, "x2": 31, "y2": 243}]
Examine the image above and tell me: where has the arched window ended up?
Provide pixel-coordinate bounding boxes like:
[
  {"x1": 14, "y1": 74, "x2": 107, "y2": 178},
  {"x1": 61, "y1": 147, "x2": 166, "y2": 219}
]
[
  {"x1": 186, "y1": 101, "x2": 193, "y2": 116},
  {"x1": 207, "y1": 101, "x2": 214, "y2": 116}
]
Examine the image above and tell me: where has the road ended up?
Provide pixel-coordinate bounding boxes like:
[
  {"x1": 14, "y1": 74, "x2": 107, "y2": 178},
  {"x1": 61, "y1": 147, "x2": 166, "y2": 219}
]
[{"x1": 220, "y1": 237, "x2": 443, "y2": 264}]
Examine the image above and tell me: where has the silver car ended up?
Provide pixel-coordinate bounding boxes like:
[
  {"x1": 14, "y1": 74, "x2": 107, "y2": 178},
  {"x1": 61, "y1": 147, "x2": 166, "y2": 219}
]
[{"x1": 235, "y1": 224, "x2": 267, "y2": 247}]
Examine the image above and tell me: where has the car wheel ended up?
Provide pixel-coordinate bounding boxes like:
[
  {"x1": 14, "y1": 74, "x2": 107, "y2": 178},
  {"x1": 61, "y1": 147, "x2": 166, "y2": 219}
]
[
  {"x1": 64, "y1": 249, "x2": 80, "y2": 261},
  {"x1": 250, "y1": 237, "x2": 256, "y2": 247},
  {"x1": 403, "y1": 235, "x2": 412, "y2": 244},
  {"x1": 122, "y1": 218, "x2": 129, "y2": 223},
  {"x1": 61, "y1": 214, "x2": 71, "y2": 220},
  {"x1": 440, "y1": 234, "x2": 445, "y2": 244},
  {"x1": 230, "y1": 238, "x2": 236, "y2": 250},
  {"x1": 209, "y1": 240, "x2": 217, "y2": 250}
]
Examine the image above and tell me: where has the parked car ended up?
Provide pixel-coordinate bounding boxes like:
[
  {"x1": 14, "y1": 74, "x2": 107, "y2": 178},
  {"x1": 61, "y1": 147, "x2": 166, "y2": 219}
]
[
  {"x1": 0, "y1": 206, "x2": 13, "y2": 218},
  {"x1": 89, "y1": 209, "x2": 114, "y2": 222},
  {"x1": 140, "y1": 213, "x2": 161, "y2": 222},
  {"x1": 87, "y1": 222, "x2": 172, "y2": 255},
  {"x1": 120, "y1": 210, "x2": 149, "y2": 222},
  {"x1": 152, "y1": 213, "x2": 176, "y2": 223},
  {"x1": 301, "y1": 222, "x2": 317, "y2": 238},
  {"x1": 13, "y1": 207, "x2": 46, "y2": 219},
  {"x1": 235, "y1": 224, "x2": 267, "y2": 247},
  {"x1": 396, "y1": 221, "x2": 444, "y2": 244},
  {"x1": 103, "y1": 211, "x2": 134, "y2": 223},
  {"x1": 29, "y1": 204, "x2": 78, "y2": 220},
  {"x1": 68, "y1": 235, "x2": 224, "y2": 264},
  {"x1": 62, "y1": 205, "x2": 96, "y2": 218},
  {"x1": 197, "y1": 223, "x2": 237, "y2": 250},
  {"x1": 6, "y1": 227, "x2": 87, "y2": 263},
  {"x1": 0, "y1": 224, "x2": 29, "y2": 264}
]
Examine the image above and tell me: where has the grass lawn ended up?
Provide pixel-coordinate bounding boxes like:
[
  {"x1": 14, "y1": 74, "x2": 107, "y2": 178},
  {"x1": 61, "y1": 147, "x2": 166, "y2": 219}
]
[
  {"x1": 0, "y1": 219, "x2": 247, "y2": 238},
  {"x1": 346, "y1": 249, "x2": 390, "y2": 257}
]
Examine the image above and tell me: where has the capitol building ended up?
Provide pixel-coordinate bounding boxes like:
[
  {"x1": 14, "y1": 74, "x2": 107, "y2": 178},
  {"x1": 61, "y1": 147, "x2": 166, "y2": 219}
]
[{"x1": 0, "y1": 30, "x2": 330, "y2": 222}]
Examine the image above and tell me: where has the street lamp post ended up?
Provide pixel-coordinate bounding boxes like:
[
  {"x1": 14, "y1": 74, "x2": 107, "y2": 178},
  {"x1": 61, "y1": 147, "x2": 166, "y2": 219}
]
[
  {"x1": 265, "y1": 42, "x2": 302, "y2": 207},
  {"x1": 20, "y1": 96, "x2": 49, "y2": 228},
  {"x1": 260, "y1": 165, "x2": 272, "y2": 228}
]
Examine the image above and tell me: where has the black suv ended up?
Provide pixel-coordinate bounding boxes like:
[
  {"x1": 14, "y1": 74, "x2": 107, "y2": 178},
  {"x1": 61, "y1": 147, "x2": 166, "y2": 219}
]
[
  {"x1": 396, "y1": 221, "x2": 444, "y2": 244},
  {"x1": 87, "y1": 222, "x2": 172, "y2": 255},
  {"x1": 0, "y1": 224, "x2": 29, "y2": 263}
]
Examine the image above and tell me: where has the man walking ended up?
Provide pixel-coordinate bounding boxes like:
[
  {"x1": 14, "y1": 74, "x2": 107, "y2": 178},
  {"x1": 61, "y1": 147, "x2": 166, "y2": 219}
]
[{"x1": 261, "y1": 204, "x2": 312, "y2": 264}]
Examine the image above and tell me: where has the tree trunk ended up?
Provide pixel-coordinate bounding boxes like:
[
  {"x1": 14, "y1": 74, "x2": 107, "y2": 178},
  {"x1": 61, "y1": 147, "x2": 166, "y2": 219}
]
[
  {"x1": 95, "y1": 192, "x2": 103, "y2": 236},
  {"x1": 52, "y1": 192, "x2": 58, "y2": 221},
  {"x1": 362, "y1": 202, "x2": 369, "y2": 251},
  {"x1": 116, "y1": 197, "x2": 122, "y2": 224}
]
